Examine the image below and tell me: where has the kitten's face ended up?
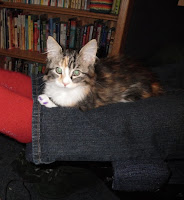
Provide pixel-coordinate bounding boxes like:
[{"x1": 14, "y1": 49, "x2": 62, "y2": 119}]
[{"x1": 44, "y1": 36, "x2": 98, "y2": 89}]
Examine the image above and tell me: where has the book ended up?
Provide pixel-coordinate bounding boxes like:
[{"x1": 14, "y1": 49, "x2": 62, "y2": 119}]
[
  {"x1": 66, "y1": 19, "x2": 71, "y2": 48},
  {"x1": 114, "y1": 0, "x2": 120, "y2": 15},
  {"x1": 77, "y1": 0, "x2": 82, "y2": 9},
  {"x1": 40, "y1": 14, "x2": 47, "y2": 52},
  {"x1": 21, "y1": 14, "x2": 26, "y2": 50},
  {"x1": 98, "y1": 25, "x2": 108, "y2": 57},
  {"x1": 0, "y1": 10, "x2": 3, "y2": 49},
  {"x1": 85, "y1": 24, "x2": 91, "y2": 44},
  {"x1": 48, "y1": 17, "x2": 53, "y2": 36},
  {"x1": 52, "y1": 17, "x2": 60, "y2": 41},
  {"x1": 69, "y1": 18, "x2": 77, "y2": 49},
  {"x1": 42, "y1": 0, "x2": 49, "y2": 5},
  {"x1": 70, "y1": 0, "x2": 75, "y2": 8},
  {"x1": 28, "y1": 15, "x2": 32, "y2": 50},
  {"x1": 75, "y1": 20, "x2": 82, "y2": 50},
  {"x1": 84, "y1": 0, "x2": 89, "y2": 10},
  {"x1": 55, "y1": 21, "x2": 60, "y2": 44},
  {"x1": 107, "y1": 27, "x2": 115, "y2": 55},
  {"x1": 33, "y1": 20, "x2": 38, "y2": 51},
  {"x1": 64, "y1": 0, "x2": 70, "y2": 8},
  {"x1": 50, "y1": 0, "x2": 57, "y2": 6},
  {"x1": 23, "y1": 62, "x2": 29, "y2": 75},
  {"x1": 81, "y1": 25, "x2": 87, "y2": 47},
  {"x1": 31, "y1": 17, "x2": 34, "y2": 51},
  {"x1": 57, "y1": 0, "x2": 64, "y2": 7},
  {"x1": 96, "y1": 21, "x2": 103, "y2": 45},
  {"x1": 111, "y1": 0, "x2": 116, "y2": 14},
  {"x1": 92, "y1": 19, "x2": 102, "y2": 40},
  {"x1": 25, "y1": 15, "x2": 28, "y2": 50},
  {"x1": 7, "y1": 9, "x2": 12, "y2": 49},
  {"x1": 17, "y1": 14, "x2": 22, "y2": 49},
  {"x1": 37, "y1": 18, "x2": 40, "y2": 52},
  {"x1": 60, "y1": 21, "x2": 67, "y2": 48},
  {"x1": 3, "y1": 9, "x2": 8, "y2": 49}
]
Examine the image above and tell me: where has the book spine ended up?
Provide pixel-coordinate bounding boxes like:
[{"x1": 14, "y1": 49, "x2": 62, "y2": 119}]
[
  {"x1": 34, "y1": 21, "x2": 38, "y2": 51},
  {"x1": 82, "y1": 25, "x2": 87, "y2": 47},
  {"x1": 50, "y1": 0, "x2": 57, "y2": 6},
  {"x1": 22, "y1": 14, "x2": 25, "y2": 50},
  {"x1": 42, "y1": 20, "x2": 47, "y2": 51},
  {"x1": 28, "y1": 15, "x2": 31, "y2": 50},
  {"x1": 96, "y1": 22, "x2": 102, "y2": 45},
  {"x1": 40, "y1": 20, "x2": 43, "y2": 52},
  {"x1": 37, "y1": 19, "x2": 40, "y2": 52},
  {"x1": 107, "y1": 27, "x2": 115, "y2": 55},
  {"x1": 77, "y1": 0, "x2": 81, "y2": 9},
  {"x1": 14, "y1": 16, "x2": 18, "y2": 48},
  {"x1": 22, "y1": 62, "x2": 28, "y2": 75},
  {"x1": 111, "y1": 0, "x2": 116, "y2": 14},
  {"x1": 69, "y1": 19, "x2": 76, "y2": 49},
  {"x1": 64, "y1": 0, "x2": 70, "y2": 8},
  {"x1": 92, "y1": 20, "x2": 98, "y2": 40},
  {"x1": 3, "y1": 9, "x2": 8, "y2": 49},
  {"x1": 66, "y1": 20, "x2": 71, "y2": 48},
  {"x1": 88, "y1": 24, "x2": 94, "y2": 41},
  {"x1": 60, "y1": 22, "x2": 67, "y2": 48},
  {"x1": 55, "y1": 22, "x2": 60, "y2": 44},
  {"x1": 49, "y1": 18, "x2": 53, "y2": 36},
  {"x1": 57, "y1": 0, "x2": 64, "y2": 7},
  {"x1": 53, "y1": 21, "x2": 57, "y2": 40},
  {"x1": 70, "y1": 0, "x2": 74, "y2": 8},
  {"x1": 25, "y1": 15, "x2": 28, "y2": 50},
  {"x1": 31, "y1": 18, "x2": 33, "y2": 51},
  {"x1": 10, "y1": 11, "x2": 15, "y2": 49},
  {"x1": 0, "y1": 10, "x2": 3, "y2": 49},
  {"x1": 7, "y1": 13, "x2": 11, "y2": 49},
  {"x1": 81, "y1": 0, "x2": 85, "y2": 9},
  {"x1": 114, "y1": 0, "x2": 120, "y2": 15},
  {"x1": 18, "y1": 14, "x2": 22, "y2": 49},
  {"x1": 85, "y1": 24, "x2": 90, "y2": 44}
]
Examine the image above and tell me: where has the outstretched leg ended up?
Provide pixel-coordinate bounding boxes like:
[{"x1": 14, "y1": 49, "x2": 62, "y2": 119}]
[
  {"x1": 0, "y1": 70, "x2": 33, "y2": 143},
  {"x1": 0, "y1": 69, "x2": 32, "y2": 99}
]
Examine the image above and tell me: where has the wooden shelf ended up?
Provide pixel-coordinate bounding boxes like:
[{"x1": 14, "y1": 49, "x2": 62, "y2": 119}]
[
  {"x1": 178, "y1": 0, "x2": 184, "y2": 6},
  {"x1": 0, "y1": 2, "x2": 118, "y2": 21},
  {"x1": 0, "y1": 48, "x2": 46, "y2": 63}
]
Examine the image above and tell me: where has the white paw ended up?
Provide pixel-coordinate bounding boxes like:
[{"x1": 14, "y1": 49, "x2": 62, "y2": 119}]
[{"x1": 38, "y1": 94, "x2": 57, "y2": 108}]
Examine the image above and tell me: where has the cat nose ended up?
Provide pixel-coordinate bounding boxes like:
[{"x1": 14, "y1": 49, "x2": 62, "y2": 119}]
[{"x1": 63, "y1": 81, "x2": 69, "y2": 87}]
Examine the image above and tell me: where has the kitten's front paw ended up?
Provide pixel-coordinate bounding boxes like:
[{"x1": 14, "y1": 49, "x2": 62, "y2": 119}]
[{"x1": 38, "y1": 94, "x2": 57, "y2": 108}]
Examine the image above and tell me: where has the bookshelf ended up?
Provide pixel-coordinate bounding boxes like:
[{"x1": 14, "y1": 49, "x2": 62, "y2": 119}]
[
  {"x1": 0, "y1": 48, "x2": 46, "y2": 63},
  {"x1": 0, "y1": 0, "x2": 133, "y2": 64}
]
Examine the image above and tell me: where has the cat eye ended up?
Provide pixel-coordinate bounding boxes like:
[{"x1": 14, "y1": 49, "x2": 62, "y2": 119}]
[
  {"x1": 56, "y1": 67, "x2": 62, "y2": 74},
  {"x1": 73, "y1": 70, "x2": 81, "y2": 76}
]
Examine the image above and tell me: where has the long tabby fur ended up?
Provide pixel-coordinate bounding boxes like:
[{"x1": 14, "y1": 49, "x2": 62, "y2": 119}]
[{"x1": 38, "y1": 36, "x2": 162, "y2": 111}]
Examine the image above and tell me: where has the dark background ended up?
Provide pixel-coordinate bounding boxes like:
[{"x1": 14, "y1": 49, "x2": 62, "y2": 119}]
[{"x1": 124, "y1": 0, "x2": 184, "y2": 62}]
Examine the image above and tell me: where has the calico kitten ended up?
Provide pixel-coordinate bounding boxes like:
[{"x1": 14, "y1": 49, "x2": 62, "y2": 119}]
[{"x1": 38, "y1": 36, "x2": 163, "y2": 111}]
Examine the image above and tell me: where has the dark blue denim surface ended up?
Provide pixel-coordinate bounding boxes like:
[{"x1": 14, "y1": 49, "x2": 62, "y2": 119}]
[{"x1": 26, "y1": 73, "x2": 184, "y2": 191}]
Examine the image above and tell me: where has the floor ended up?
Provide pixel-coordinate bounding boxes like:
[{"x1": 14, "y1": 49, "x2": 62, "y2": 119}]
[{"x1": 0, "y1": 134, "x2": 184, "y2": 200}]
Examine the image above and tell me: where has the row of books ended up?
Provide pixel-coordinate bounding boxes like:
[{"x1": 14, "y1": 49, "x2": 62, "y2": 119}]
[
  {"x1": 0, "y1": 8, "x2": 116, "y2": 57},
  {"x1": 2, "y1": 0, "x2": 121, "y2": 14},
  {"x1": 2, "y1": 0, "x2": 91, "y2": 10},
  {"x1": 2, "y1": 56, "x2": 46, "y2": 76}
]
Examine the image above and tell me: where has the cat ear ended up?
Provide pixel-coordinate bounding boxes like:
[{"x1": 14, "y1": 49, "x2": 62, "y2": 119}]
[
  {"x1": 79, "y1": 39, "x2": 98, "y2": 66},
  {"x1": 47, "y1": 36, "x2": 62, "y2": 59}
]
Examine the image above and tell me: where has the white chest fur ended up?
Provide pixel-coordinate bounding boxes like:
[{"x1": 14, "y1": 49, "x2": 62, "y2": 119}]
[{"x1": 44, "y1": 82, "x2": 89, "y2": 107}]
